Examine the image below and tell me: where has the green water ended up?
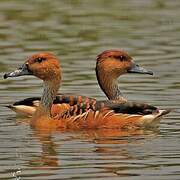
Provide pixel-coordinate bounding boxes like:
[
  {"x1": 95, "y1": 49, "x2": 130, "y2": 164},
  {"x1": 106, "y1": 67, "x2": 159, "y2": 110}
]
[{"x1": 0, "y1": 0, "x2": 180, "y2": 179}]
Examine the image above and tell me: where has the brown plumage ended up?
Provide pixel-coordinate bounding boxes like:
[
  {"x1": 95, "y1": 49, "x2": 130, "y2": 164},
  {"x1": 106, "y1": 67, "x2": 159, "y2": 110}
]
[
  {"x1": 6, "y1": 49, "x2": 153, "y2": 117},
  {"x1": 4, "y1": 50, "x2": 170, "y2": 130}
]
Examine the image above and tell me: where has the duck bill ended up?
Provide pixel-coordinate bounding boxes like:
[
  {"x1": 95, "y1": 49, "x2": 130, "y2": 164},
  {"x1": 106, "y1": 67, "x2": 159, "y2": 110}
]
[
  {"x1": 3, "y1": 63, "x2": 32, "y2": 79},
  {"x1": 128, "y1": 63, "x2": 153, "y2": 75}
]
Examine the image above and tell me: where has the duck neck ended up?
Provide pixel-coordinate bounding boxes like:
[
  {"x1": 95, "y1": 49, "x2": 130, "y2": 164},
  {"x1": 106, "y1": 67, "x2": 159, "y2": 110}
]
[
  {"x1": 96, "y1": 67, "x2": 126, "y2": 102},
  {"x1": 34, "y1": 78, "x2": 61, "y2": 118}
]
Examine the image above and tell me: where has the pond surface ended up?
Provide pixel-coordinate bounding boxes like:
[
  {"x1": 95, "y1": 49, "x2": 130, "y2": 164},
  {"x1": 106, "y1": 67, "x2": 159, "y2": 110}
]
[{"x1": 0, "y1": 0, "x2": 180, "y2": 179}]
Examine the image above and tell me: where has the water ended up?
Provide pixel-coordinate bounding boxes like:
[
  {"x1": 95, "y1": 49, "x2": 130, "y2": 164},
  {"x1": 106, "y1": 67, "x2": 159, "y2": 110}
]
[{"x1": 0, "y1": 0, "x2": 180, "y2": 179}]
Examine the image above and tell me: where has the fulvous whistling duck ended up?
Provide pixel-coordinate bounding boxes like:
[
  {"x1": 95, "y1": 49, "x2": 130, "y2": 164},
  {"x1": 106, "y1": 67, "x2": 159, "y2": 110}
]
[
  {"x1": 4, "y1": 51, "x2": 170, "y2": 130},
  {"x1": 96, "y1": 49, "x2": 153, "y2": 101},
  {"x1": 5, "y1": 49, "x2": 153, "y2": 117}
]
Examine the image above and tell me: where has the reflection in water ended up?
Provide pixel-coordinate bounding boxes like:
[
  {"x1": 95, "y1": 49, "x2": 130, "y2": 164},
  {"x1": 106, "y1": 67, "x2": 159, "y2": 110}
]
[
  {"x1": 24, "y1": 121, "x2": 159, "y2": 179},
  {"x1": 29, "y1": 132, "x2": 59, "y2": 167}
]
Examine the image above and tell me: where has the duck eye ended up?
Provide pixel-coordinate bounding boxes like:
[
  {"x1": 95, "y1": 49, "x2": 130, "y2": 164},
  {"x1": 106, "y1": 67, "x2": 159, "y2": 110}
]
[
  {"x1": 113, "y1": 55, "x2": 126, "y2": 61},
  {"x1": 119, "y1": 55, "x2": 125, "y2": 61},
  {"x1": 35, "y1": 57, "x2": 46, "y2": 63}
]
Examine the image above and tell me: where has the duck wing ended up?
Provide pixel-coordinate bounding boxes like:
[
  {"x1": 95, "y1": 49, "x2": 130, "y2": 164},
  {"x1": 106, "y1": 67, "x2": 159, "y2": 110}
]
[
  {"x1": 59, "y1": 100, "x2": 170, "y2": 129},
  {"x1": 6, "y1": 94, "x2": 95, "y2": 116}
]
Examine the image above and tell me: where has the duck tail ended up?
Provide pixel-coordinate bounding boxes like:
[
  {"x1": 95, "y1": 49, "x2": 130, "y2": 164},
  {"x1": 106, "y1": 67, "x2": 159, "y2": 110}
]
[
  {"x1": 5, "y1": 104, "x2": 35, "y2": 117},
  {"x1": 156, "y1": 109, "x2": 171, "y2": 117},
  {"x1": 5, "y1": 105, "x2": 14, "y2": 109},
  {"x1": 140, "y1": 109, "x2": 171, "y2": 128}
]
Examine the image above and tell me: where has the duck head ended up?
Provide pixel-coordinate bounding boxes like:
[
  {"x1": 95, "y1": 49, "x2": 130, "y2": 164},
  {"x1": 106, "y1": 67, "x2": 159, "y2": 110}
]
[
  {"x1": 4, "y1": 52, "x2": 62, "y2": 82},
  {"x1": 96, "y1": 49, "x2": 153, "y2": 77}
]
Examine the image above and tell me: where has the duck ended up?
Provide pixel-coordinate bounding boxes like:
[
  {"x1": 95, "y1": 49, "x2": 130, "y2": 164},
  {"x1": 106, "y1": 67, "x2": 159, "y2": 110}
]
[
  {"x1": 4, "y1": 51, "x2": 170, "y2": 130},
  {"x1": 5, "y1": 49, "x2": 153, "y2": 117},
  {"x1": 95, "y1": 49, "x2": 153, "y2": 101}
]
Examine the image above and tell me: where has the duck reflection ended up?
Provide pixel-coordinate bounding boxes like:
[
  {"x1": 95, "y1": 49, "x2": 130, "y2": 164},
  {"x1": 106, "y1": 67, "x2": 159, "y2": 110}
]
[
  {"x1": 28, "y1": 132, "x2": 59, "y2": 167},
  {"x1": 25, "y1": 121, "x2": 159, "y2": 172}
]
